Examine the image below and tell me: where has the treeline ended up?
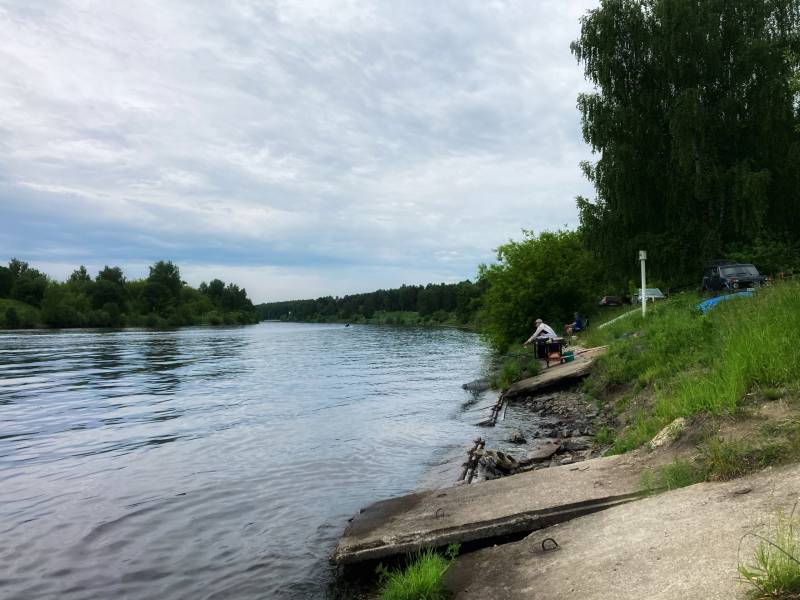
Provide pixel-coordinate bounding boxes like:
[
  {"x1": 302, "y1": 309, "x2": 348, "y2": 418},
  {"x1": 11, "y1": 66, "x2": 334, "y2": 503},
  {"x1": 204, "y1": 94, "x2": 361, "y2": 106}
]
[
  {"x1": 256, "y1": 281, "x2": 484, "y2": 325},
  {"x1": 474, "y1": 0, "x2": 800, "y2": 351},
  {"x1": 0, "y1": 259, "x2": 257, "y2": 329},
  {"x1": 571, "y1": 0, "x2": 800, "y2": 287}
]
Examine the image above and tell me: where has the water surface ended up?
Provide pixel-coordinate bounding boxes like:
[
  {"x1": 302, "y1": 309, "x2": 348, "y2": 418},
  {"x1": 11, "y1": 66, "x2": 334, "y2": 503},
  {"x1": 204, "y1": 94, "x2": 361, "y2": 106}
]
[{"x1": 0, "y1": 322, "x2": 489, "y2": 599}]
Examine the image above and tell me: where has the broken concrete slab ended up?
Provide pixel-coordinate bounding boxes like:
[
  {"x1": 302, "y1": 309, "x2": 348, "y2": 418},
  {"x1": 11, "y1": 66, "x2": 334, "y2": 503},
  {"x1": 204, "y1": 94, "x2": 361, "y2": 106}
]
[
  {"x1": 525, "y1": 440, "x2": 560, "y2": 461},
  {"x1": 502, "y1": 347, "x2": 606, "y2": 400},
  {"x1": 331, "y1": 453, "x2": 646, "y2": 565},
  {"x1": 446, "y1": 463, "x2": 800, "y2": 600}
]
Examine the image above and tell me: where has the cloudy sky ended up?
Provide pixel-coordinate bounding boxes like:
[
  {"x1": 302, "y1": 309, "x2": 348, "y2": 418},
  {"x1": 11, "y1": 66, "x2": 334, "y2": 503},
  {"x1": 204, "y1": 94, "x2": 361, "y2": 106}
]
[{"x1": 0, "y1": 0, "x2": 597, "y2": 302}]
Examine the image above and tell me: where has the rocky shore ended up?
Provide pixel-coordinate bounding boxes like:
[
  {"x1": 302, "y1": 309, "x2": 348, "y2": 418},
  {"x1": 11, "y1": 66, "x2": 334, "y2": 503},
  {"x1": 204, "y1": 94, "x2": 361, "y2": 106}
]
[{"x1": 471, "y1": 388, "x2": 604, "y2": 481}]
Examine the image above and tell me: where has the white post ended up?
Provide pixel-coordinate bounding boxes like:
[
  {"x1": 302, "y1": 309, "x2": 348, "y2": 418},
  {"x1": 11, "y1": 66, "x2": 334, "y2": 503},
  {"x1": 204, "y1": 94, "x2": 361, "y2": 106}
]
[{"x1": 639, "y1": 250, "x2": 647, "y2": 317}]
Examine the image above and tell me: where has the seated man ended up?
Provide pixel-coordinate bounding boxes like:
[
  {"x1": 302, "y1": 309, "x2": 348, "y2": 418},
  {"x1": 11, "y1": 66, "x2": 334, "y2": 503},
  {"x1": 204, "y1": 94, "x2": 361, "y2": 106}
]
[
  {"x1": 565, "y1": 312, "x2": 584, "y2": 336},
  {"x1": 522, "y1": 318, "x2": 557, "y2": 347}
]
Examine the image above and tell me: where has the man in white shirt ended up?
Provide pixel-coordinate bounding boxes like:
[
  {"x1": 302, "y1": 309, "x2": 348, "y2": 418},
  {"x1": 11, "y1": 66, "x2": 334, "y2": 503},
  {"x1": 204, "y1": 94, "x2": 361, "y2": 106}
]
[{"x1": 522, "y1": 319, "x2": 557, "y2": 346}]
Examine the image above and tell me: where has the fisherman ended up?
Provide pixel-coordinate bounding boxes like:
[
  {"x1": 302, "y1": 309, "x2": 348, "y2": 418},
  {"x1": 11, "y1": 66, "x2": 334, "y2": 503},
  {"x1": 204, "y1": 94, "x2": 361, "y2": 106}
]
[
  {"x1": 565, "y1": 312, "x2": 584, "y2": 336},
  {"x1": 522, "y1": 318, "x2": 557, "y2": 347}
]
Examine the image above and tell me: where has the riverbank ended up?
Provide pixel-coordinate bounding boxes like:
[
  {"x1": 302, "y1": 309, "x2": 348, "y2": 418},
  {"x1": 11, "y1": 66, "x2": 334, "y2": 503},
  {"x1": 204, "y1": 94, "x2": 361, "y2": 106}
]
[
  {"x1": 268, "y1": 310, "x2": 477, "y2": 329},
  {"x1": 335, "y1": 281, "x2": 800, "y2": 599}
]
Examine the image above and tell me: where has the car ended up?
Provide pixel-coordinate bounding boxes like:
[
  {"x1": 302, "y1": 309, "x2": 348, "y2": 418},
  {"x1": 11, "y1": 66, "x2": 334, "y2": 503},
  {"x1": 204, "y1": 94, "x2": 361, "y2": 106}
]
[
  {"x1": 701, "y1": 261, "x2": 765, "y2": 293},
  {"x1": 598, "y1": 295, "x2": 624, "y2": 306},
  {"x1": 631, "y1": 288, "x2": 666, "y2": 304}
]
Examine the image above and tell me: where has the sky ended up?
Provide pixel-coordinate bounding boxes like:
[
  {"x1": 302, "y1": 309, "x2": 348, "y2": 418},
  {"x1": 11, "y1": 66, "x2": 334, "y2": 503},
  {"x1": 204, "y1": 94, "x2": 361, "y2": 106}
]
[{"x1": 0, "y1": 0, "x2": 598, "y2": 303}]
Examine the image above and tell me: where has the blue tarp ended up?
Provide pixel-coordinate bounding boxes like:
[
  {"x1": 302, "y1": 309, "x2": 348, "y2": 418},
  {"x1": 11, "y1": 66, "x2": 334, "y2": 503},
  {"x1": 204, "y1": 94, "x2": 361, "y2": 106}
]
[{"x1": 696, "y1": 290, "x2": 755, "y2": 314}]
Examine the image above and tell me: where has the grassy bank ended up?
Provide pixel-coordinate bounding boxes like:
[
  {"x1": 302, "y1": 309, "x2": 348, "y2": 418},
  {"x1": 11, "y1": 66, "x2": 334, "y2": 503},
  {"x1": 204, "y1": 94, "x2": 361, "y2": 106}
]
[{"x1": 582, "y1": 281, "x2": 800, "y2": 454}]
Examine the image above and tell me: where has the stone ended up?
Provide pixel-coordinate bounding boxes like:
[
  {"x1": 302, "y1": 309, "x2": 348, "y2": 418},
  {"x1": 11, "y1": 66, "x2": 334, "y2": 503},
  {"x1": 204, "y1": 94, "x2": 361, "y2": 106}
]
[
  {"x1": 526, "y1": 441, "x2": 561, "y2": 462},
  {"x1": 649, "y1": 417, "x2": 688, "y2": 450},
  {"x1": 462, "y1": 378, "x2": 491, "y2": 392},
  {"x1": 561, "y1": 438, "x2": 592, "y2": 452},
  {"x1": 508, "y1": 430, "x2": 527, "y2": 444},
  {"x1": 476, "y1": 449, "x2": 520, "y2": 474}
]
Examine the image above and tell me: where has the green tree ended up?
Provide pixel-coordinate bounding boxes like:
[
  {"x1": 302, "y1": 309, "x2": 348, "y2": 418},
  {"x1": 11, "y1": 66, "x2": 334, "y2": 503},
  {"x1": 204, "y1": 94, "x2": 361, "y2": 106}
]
[
  {"x1": 572, "y1": 0, "x2": 800, "y2": 286},
  {"x1": 41, "y1": 284, "x2": 89, "y2": 328},
  {"x1": 10, "y1": 261, "x2": 48, "y2": 307},
  {"x1": 143, "y1": 261, "x2": 183, "y2": 317},
  {"x1": 92, "y1": 266, "x2": 127, "y2": 313},
  {"x1": 0, "y1": 266, "x2": 12, "y2": 297},
  {"x1": 478, "y1": 230, "x2": 599, "y2": 352}
]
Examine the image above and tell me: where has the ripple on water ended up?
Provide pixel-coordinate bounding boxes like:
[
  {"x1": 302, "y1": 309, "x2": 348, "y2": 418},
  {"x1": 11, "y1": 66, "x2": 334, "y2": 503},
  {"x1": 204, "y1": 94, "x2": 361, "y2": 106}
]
[{"x1": 0, "y1": 324, "x2": 489, "y2": 599}]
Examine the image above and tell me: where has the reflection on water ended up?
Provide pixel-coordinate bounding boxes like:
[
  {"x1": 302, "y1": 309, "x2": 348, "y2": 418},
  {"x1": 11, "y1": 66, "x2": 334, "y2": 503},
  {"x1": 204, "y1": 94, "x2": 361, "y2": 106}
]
[{"x1": 0, "y1": 323, "x2": 488, "y2": 599}]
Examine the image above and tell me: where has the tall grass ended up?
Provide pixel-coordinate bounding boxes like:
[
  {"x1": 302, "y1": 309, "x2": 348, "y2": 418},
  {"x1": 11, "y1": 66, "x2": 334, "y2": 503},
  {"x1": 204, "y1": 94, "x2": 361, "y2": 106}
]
[
  {"x1": 377, "y1": 546, "x2": 459, "y2": 600},
  {"x1": 586, "y1": 282, "x2": 800, "y2": 452},
  {"x1": 739, "y1": 508, "x2": 800, "y2": 598}
]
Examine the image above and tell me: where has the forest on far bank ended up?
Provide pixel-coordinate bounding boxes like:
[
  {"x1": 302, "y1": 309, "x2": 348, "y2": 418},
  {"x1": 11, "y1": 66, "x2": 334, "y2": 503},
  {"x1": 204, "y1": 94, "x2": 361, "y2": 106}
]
[{"x1": 0, "y1": 259, "x2": 258, "y2": 329}]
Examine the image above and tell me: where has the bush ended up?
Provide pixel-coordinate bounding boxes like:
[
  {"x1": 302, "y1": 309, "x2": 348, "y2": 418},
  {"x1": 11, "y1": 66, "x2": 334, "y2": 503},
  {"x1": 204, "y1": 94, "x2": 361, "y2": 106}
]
[{"x1": 478, "y1": 230, "x2": 599, "y2": 352}]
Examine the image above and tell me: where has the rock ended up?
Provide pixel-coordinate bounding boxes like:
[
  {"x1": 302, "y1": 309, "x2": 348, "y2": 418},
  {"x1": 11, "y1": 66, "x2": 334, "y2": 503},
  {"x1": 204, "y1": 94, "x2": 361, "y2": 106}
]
[
  {"x1": 560, "y1": 457, "x2": 574, "y2": 465},
  {"x1": 508, "y1": 430, "x2": 527, "y2": 444},
  {"x1": 476, "y1": 449, "x2": 520, "y2": 474},
  {"x1": 649, "y1": 417, "x2": 688, "y2": 450},
  {"x1": 561, "y1": 438, "x2": 592, "y2": 452},
  {"x1": 527, "y1": 441, "x2": 561, "y2": 462},
  {"x1": 462, "y1": 378, "x2": 491, "y2": 393}
]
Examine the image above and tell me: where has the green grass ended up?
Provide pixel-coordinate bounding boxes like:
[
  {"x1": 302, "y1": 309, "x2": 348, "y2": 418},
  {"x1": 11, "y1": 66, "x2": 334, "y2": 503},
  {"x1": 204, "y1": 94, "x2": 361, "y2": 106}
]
[
  {"x1": 489, "y1": 348, "x2": 540, "y2": 390},
  {"x1": 583, "y1": 282, "x2": 800, "y2": 453},
  {"x1": 642, "y1": 429, "x2": 800, "y2": 494},
  {"x1": 739, "y1": 508, "x2": 800, "y2": 598},
  {"x1": 641, "y1": 458, "x2": 706, "y2": 493},
  {"x1": 594, "y1": 426, "x2": 615, "y2": 446},
  {"x1": 377, "y1": 546, "x2": 459, "y2": 600}
]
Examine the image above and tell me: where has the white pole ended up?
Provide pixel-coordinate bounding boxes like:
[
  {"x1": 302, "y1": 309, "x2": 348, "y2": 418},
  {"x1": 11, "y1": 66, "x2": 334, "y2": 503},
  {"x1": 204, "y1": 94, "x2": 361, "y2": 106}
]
[{"x1": 639, "y1": 250, "x2": 647, "y2": 317}]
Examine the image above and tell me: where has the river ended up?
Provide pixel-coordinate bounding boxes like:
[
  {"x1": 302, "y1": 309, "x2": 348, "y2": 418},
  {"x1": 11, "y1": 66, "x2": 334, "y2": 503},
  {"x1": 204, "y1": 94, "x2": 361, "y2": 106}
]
[{"x1": 0, "y1": 322, "x2": 490, "y2": 599}]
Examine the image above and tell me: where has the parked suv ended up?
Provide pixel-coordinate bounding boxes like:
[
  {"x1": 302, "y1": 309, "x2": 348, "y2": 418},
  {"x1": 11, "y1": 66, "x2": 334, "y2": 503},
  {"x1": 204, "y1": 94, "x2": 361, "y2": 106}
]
[{"x1": 701, "y1": 261, "x2": 765, "y2": 293}]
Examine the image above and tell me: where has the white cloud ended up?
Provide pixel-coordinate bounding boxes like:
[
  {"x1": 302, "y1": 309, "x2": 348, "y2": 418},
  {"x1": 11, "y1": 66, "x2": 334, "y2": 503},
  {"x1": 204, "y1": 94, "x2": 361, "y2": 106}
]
[{"x1": 0, "y1": 0, "x2": 598, "y2": 300}]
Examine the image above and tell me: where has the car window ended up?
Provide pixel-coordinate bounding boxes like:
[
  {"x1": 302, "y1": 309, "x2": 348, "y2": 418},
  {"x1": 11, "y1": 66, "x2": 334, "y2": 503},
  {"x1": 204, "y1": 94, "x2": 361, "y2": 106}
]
[{"x1": 720, "y1": 265, "x2": 760, "y2": 276}]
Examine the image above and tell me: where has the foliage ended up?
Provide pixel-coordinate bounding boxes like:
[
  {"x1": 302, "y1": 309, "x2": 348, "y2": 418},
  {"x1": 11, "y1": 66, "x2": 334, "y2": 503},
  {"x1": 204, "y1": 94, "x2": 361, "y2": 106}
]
[
  {"x1": 572, "y1": 0, "x2": 800, "y2": 288},
  {"x1": 0, "y1": 298, "x2": 40, "y2": 329},
  {"x1": 739, "y1": 508, "x2": 800, "y2": 598},
  {"x1": 586, "y1": 281, "x2": 800, "y2": 453},
  {"x1": 490, "y1": 347, "x2": 540, "y2": 390},
  {"x1": 478, "y1": 230, "x2": 599, "y2": 352},
  {"x1": 0, "y1": 258, "x2": 258, "y2": 329},
  {"x1": 256, "y1": 280, "x2": 483, "y2": 326},
  {"x1": 377, "y1": 545, "x2": 459, "y2": 600}
]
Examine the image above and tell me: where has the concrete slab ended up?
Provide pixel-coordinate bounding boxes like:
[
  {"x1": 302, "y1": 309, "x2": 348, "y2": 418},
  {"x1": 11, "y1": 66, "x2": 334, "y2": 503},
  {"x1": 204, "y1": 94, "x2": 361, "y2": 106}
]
[
  {"x1": 446, "y1": 463, "x2": 800, "y2": 600},
  {"x1": 332, "y1": 453, "x2": 646, "y2": 565},
  {"x1": 502, "y1": 347, "x2": 606, "y2": 400}
]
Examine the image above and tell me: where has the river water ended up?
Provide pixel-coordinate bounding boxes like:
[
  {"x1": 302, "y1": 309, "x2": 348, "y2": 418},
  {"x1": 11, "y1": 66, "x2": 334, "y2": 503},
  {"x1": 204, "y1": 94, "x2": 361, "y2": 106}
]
[{"x1": 0, "y1": 323, "x2": 490, "y2": 599}]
